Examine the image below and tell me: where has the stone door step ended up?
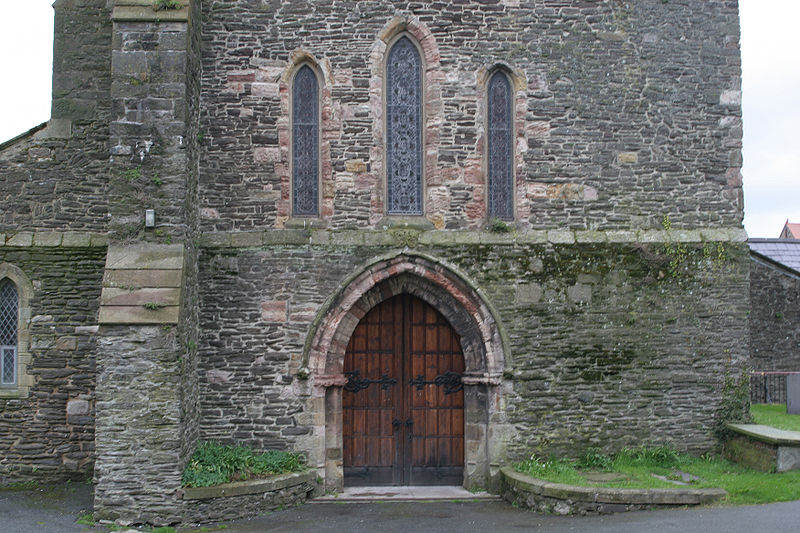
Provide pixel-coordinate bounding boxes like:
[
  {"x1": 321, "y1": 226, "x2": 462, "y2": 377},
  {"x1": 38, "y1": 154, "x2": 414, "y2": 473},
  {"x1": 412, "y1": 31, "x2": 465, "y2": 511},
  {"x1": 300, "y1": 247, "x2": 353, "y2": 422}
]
[{"x1": 312, "y1": 486, "x2": 501, "y2": 503}]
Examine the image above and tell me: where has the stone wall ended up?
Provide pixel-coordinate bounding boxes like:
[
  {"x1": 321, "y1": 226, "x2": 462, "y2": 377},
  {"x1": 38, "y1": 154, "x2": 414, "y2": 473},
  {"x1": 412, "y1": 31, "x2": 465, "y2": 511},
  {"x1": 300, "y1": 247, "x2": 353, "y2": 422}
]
[
  {"x1": 0, "y1": 0, "x2": 111, "y2": 233},
  {"x1": 197, "y1": 232, "x2": 749, "y2": 467},
  {"x1": 182, "y1": 470, "x2": 317, "y2": 525},
  {"x1": 108, "y1": 1, "x2": 193, "y2": 242},
  {"x1": 92, "y1": 2, "x2": 199, "y2": 525},
  {"x1": 749, "y1": 257, "x2": 800, "y2": 371},
  {"x1": 0, "y1": 241, "x2": 105, "y2": 483},
  {"x1": 198, "y1": 0, "x2": 742, "y2": 232},
  {"x1": 0, "y1": 0, "x2": 749, "y2": 526}
]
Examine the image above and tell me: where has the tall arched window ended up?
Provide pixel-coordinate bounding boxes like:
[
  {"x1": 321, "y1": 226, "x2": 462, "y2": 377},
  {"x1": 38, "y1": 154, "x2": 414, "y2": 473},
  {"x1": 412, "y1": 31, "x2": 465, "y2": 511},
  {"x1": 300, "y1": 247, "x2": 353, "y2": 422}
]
[
  {"x1": 0, "y1": 279, "x2": 18, "y2": 386},
  {"x1": 387, "y1": 36, "x2": 423, "y2": 215},
  {"x1": 292, "y1": 65, "x2": 319, "y2": 217},
  {"x1": 487, "y1": 70, "x2": 514, "y2": 220}
]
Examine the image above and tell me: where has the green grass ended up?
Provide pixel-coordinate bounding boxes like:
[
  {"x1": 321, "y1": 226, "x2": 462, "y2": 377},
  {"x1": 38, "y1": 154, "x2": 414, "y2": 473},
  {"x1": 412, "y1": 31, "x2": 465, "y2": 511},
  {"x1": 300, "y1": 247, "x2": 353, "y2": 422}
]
[
  {"x1": 751, "y1": 403, "x2": 800, "y2": 432},
  {"x1": 182, "y1": 442, "x2": 305, "y2": 488},
  {"x1": 514, "y1": 445, "x2": 800, "y2": 505},
  {"x1": 75, "y1": 512, "x2": 94, "y2": 526}
]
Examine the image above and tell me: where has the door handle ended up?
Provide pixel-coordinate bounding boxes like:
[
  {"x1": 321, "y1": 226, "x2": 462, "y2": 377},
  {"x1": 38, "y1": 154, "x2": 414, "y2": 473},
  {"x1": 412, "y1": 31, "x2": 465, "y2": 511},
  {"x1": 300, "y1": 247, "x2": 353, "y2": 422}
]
[
  {"x1": 392, "y1": 418, "x2": 402, "y2": 432},
  {"x1": 405, "y1": 418, "x2": 413, "y2": 436}
]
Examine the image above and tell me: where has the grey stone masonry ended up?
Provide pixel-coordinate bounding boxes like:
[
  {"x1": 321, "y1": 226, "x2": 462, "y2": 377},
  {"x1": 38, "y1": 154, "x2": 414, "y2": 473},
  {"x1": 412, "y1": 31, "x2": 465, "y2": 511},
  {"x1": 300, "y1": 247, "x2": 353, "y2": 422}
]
[
  {"x1": 0, "y1": 0, "x2": 750, "y2": 527},
  {"x1": 198, "y1": 0, "x2": 742, "y2": 232},
  {"x1": 0, "y1": 245, "x2": 105, "y2": 483},
  {"x1": 197, "y1": 237, "x2": 749, "y2": 462},
  {"x1": 749, "y1": 256, "x2": 800, "y2": 371},
  {"x1": 0, "y1": 0, "x2": 112, "y2": 232},
  {"x1": 108, "y1": 0, "x2": 191, "y2": 242}
]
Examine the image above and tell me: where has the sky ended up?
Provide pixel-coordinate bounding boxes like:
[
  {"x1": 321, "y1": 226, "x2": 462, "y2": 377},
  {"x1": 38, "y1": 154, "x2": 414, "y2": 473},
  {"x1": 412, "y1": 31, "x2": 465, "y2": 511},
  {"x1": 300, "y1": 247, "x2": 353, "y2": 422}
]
[{"x1": 0, "y1": 1, "x2": 797, "y2": 238}]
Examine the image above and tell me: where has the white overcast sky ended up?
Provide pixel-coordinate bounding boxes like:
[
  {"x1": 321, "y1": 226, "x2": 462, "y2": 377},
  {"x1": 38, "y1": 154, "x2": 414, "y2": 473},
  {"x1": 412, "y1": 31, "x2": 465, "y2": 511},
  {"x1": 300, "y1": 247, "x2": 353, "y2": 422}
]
[{"x1": 0, "y1": 1, "x2": 797, "y2": 238}]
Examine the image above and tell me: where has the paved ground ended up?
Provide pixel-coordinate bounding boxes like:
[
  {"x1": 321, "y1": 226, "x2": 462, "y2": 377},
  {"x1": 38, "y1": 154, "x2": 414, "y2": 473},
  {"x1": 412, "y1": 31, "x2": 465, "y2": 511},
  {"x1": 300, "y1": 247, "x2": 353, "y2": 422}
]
[{"x1": 2, "y1": 483, "x2": 800, "y2": 533}]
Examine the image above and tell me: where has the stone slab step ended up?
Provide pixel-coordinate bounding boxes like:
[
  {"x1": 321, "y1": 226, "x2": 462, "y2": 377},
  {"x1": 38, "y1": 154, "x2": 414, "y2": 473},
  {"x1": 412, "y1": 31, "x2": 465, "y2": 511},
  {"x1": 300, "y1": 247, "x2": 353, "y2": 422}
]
[{"x1": 312, "y1": 486, "x2": 501, "y2": 503}]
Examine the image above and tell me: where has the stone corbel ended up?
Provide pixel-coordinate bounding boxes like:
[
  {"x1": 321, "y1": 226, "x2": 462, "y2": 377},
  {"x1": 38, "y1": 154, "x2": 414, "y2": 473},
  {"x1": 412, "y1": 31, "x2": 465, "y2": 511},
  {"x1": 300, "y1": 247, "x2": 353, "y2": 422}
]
[{"x1": 314, "y1": 374, "x2": 346, "y2": 388}]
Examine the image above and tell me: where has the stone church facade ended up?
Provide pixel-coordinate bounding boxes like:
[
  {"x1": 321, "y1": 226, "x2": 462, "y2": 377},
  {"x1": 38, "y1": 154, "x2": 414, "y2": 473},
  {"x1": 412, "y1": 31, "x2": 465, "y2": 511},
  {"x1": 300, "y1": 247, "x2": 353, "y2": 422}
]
[{"x1": 0, "y1": 0, "x2": 748, "y2": 525}]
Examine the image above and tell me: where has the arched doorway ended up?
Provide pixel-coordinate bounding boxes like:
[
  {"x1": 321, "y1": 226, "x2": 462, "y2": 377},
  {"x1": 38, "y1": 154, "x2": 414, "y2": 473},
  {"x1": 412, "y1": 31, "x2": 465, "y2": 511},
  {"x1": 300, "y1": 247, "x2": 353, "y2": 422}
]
[
  {"x1": 303, "y1": 253, "x2": 509, "y2": 492},
  {"x1": 343, "y1": 293, "x2": 465, "y2": 486}
]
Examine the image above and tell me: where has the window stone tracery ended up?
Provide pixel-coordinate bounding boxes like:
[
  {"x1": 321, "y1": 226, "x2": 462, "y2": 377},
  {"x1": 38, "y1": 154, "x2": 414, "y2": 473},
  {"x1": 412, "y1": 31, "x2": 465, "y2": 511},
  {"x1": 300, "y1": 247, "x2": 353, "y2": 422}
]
[
  {"x1": 0, "y1": 279, "x2": 18, "y2": 386},
  {"x1": 292, "y1": 64, "x2": 320, "y2": 217},
  {"x1": 487, "y1": 70, "x2": 514, "y2": 220},
  {"x1": 387, "y1": 36, "x2": 423, "y2": 215}
]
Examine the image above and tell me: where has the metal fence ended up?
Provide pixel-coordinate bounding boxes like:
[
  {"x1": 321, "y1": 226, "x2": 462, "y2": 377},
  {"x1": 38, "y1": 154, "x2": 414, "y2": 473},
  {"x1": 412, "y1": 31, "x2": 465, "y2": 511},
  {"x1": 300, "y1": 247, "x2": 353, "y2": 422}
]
[{"x1": 750, "y1": 371, "x2": 800, "y2": 404}]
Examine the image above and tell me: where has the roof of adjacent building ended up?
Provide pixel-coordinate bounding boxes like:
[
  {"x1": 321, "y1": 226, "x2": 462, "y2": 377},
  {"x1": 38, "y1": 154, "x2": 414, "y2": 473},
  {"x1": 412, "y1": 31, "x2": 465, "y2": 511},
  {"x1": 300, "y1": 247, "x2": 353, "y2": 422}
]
[
  {"x1": 749, "y1": 239, "x2": 800, "y2": 273},
  {"x1": 780, "y1": 221, "x2": 800, "y2": 239}
]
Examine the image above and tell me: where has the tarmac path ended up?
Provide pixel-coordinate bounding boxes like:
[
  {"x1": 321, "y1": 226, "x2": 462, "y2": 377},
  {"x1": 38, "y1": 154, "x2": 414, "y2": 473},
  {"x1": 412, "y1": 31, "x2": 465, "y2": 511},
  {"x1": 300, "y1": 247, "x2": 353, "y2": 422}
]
[{"x1": 2, "y1": 483, "x2": 799, "y2": 533}]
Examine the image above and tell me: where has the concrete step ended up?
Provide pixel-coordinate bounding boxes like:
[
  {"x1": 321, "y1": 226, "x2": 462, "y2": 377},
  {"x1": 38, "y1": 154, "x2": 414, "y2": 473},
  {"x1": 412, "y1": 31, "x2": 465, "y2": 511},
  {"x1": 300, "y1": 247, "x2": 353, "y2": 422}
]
[{"x1": 312, "y1": 486, "x2": 502, "y2": 503}]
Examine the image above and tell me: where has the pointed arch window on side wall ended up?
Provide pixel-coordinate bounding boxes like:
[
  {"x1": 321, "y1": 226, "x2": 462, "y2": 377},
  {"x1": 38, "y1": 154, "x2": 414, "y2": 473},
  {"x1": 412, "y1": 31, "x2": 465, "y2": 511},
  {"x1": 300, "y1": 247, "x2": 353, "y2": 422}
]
[
  {"x1": 292, "y1": 65, "x2": 319, "y2": 217},
  {"x1": 0, "y1": 279, "x2": 18, "y2": 386},
  {"x1": 387, "y1": 36, "x2": 423, "y2": 215},
  {"x1": 487, "y1": 70, "x2": 514, "y2": 220}
]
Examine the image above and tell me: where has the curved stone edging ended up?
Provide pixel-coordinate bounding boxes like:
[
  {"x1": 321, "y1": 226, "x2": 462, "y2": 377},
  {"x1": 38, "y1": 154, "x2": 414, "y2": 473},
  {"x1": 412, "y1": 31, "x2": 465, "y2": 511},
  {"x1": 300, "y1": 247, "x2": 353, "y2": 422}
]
[
  {"x1": 501, "y1": 467, "x2": 726, "y2": 515},
  {"x1": 181, "y1": 470, "x2": 317, "y2": 524}
]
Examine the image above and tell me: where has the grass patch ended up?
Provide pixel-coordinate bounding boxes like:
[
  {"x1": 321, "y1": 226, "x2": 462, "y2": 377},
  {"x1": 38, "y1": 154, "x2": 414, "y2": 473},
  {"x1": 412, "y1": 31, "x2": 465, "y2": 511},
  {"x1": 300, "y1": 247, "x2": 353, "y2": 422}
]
[
  {"x1": 514, "y1": 445, "x2": 800, "y2": 505},
  {"x1": 182, "y1": 442, "x2": 305, "y2": 488},
  {"x1": 75, "y1": 512, "x2": 94, "y2": 526},
  {"x1": 751, "y1": 403, "x2": 800, "y2": 432},
  {"x1": 0, "y1": 481, "x2": 39, "y2": 491}
]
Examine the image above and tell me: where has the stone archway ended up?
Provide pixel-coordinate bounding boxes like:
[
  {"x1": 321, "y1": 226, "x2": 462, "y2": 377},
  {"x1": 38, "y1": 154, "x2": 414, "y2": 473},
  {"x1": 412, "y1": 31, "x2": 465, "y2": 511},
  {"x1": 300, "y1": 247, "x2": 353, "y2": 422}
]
[{"x1": 302, "y1": 253, "x2": 507, "y2": 491}]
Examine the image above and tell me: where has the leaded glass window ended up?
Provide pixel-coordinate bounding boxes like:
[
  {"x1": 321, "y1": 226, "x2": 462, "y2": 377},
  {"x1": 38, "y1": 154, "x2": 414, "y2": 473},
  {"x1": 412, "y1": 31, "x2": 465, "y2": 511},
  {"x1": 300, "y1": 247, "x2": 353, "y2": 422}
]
[
  {"x1": 387, "y1": 36, "x2": 423, "y2": 215},
  {"x1": 487, "y1": 70, "x2": 514, "y2": 220},
  {"x1": 0, "y1": 279, "x2": 17, "y2": 386},
  {"x1": 292, "y1": 65, "x2": 319, "y2": 216}
]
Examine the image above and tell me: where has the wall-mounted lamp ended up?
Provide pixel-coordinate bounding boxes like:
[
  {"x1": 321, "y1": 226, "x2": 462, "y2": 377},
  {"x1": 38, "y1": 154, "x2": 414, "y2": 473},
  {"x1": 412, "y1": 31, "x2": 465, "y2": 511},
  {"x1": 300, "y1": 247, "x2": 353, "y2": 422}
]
[{"x1": 145, "y1": 209, "x2": 155, "y2": 228}]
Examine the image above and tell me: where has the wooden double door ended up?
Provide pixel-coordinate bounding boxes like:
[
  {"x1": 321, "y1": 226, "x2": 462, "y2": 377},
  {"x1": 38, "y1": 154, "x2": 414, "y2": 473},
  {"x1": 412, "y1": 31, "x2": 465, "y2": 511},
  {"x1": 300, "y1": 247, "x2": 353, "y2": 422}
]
[{"x1": 343, "y1": 294, "x2": 465, "y2": 486}]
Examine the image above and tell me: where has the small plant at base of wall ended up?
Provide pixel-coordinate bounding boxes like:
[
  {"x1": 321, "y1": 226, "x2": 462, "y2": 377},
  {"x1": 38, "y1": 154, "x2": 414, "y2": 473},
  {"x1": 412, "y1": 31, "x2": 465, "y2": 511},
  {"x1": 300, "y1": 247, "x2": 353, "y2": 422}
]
[
  {"x1": 153, "y1": 0, "x2": 182, "y2": 11},
  {"x1": 488, "y1": 217, "x2": 511, "y2": 233},
  {"x1": 714, "y1": 367, "x2": 753, "y2": 440}
]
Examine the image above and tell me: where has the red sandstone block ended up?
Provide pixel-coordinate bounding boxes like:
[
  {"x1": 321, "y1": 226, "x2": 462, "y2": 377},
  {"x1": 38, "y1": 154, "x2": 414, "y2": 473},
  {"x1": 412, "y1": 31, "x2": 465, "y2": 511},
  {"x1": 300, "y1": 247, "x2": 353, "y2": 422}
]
[
  {"x1": 261, "y1": 301, "x2": 287, "y2": 322},
  {"x1": 228, "y1": 72, "x2": 256, "y2": 82}
]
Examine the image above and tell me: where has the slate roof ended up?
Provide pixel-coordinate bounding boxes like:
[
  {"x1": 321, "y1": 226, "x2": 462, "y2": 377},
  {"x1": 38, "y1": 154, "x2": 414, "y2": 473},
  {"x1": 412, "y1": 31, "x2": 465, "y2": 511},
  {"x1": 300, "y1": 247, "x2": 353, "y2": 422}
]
[{"x1": 749, "y1": 239, "x2": 800, "y2": 273}]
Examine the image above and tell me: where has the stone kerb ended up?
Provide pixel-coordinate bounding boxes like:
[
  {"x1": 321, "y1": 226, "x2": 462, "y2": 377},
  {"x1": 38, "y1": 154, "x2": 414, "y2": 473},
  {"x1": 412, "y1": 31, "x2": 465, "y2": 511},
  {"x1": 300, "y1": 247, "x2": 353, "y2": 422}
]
[
  {"x1": 182, "y1": 470, "x2": 317, "y2": 524},
  {"x1": 112, "y1": 0, "x2": 189, "y2": 22},
  {"x1": 501, "y1": 467, "x2": 727, "y2": 515},
  {"x1": 724, "y1": 424, "x2": 800, "y2": 472}
]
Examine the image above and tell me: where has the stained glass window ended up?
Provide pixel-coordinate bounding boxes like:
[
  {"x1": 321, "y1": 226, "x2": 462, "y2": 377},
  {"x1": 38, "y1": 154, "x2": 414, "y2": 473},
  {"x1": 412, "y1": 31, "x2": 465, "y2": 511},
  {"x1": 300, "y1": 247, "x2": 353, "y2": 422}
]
[
  {"x1": 292, "y1": 65, "x2": 319, "y2": 216},
  {"x1": 387, "y1": 36, "x2": 423, "y2": 215},
  {"x1": 487, "y1": 70, "x2": 514, "y2": 220},
  {"x1": 0, "y1": 279, "x2": 17, "y2": 386}
]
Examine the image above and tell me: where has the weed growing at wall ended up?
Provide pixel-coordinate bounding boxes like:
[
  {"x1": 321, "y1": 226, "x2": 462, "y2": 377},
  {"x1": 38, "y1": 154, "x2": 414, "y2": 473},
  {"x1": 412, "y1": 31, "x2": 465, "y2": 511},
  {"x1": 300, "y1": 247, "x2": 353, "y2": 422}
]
[
  {"x1": 121, "y1": 166, "x2": 142, "y2": 182},
  {"x1": 153, "y1": 0, "x2": 182, "y2": 11},
  {"x1": 182, "y1": 442, "x2": 305, "y2": 487},
  {"x1": 488, "y1": 217, "x2": 511, "y2": 233},
  {"x1": 655, "y1": 215, "x2": 730, "y2": 282},
  {"x1": 715, "y1": 368, "x2": 752, "y2": 440},
  {"x1": 661, "y1": 215, "x2": 689, "y2": 279}
]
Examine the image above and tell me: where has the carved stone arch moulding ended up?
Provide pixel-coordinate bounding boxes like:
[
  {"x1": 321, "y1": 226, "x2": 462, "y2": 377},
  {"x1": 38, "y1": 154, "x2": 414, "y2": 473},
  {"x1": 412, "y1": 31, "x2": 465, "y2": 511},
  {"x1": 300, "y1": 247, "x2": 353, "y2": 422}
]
[
  {"x1": 0, "y1": 263, "x2": 34, "y2": 397},
  {"x1": 476, "y1": 63, "x2": 529, "y2": 225},
  {"x1": 368, "y1": 16, "x2": 444, "y2": 225},
  {"x1": 277, "y1": 51, "x2": 335, "y2": 226},
  {"x1": 303, "y1": 252, "x2": 508, "y2": 380},
  {"x1": 301, "y1": 252, "x2": 509, "y2": 491}
]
